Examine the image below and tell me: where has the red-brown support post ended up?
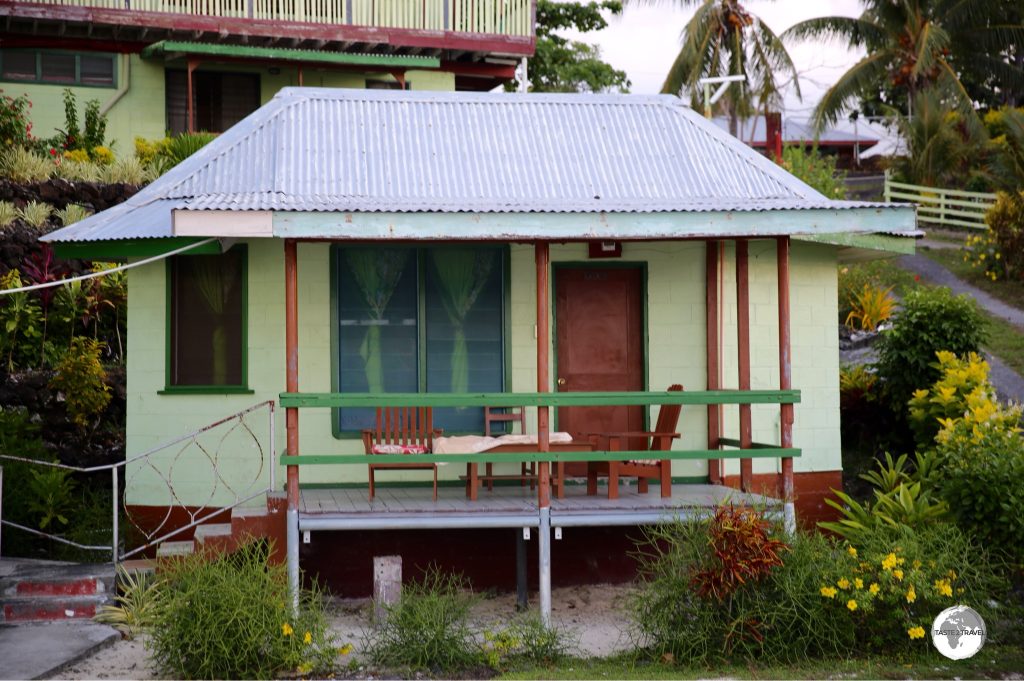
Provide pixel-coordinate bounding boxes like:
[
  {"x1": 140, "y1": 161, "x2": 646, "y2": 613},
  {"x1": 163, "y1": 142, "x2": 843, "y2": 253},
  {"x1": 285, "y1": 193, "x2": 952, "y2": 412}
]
[
  {"x1": 777, "y1": 236, "x2": 796, "y2": 532},
  {"x1": 284, "y1": 238, "x2": 300, "y2": 603},
  {"x1": 297, "y1": 65, "x2": 304, "y2": 86},
  {"x1": 535, "y1": 241, "x2": 552, "y2": 626},
  {"x1": 736, "y1": 240, "x2": 753, "y2": 492},
  {"x1": 705, "y1": 240, "x2": 722, "y2": 484},
  {"x1": 186, "y1": 59, "x2": 199, "y2": 134}
]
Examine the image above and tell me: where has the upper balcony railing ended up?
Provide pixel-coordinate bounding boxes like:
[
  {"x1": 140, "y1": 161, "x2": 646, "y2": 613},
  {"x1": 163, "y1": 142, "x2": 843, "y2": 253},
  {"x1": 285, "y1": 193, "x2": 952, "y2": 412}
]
[{"x1": 24, "y1": 0, "x2": 534, "y2": 37}]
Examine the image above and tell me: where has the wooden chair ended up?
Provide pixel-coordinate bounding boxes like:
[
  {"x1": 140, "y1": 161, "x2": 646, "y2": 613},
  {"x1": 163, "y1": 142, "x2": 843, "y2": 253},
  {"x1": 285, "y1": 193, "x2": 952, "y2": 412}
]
[
  {"x1": 362, "y1": 407, "x2": 442, "y2": 501},
  {"x1": 483, "y1": 406, "x2": 534, "y2": 491},
  {"x1": 586, "y1": 384, "x2": 683, "y2": 499}
]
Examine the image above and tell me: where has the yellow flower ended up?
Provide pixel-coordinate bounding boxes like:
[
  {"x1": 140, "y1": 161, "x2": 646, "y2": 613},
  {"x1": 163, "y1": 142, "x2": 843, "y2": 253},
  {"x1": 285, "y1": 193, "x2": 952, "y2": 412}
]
[
  {"x1": 847, "y1": 546, "x2": 858, "y2": 558},
  {"x1": 837, "y1": 578, "x2": 851, "y2": 590},
  {"x1": 297, "y1": 662, "x2": 313, "y2": 674},
  {"x1": 281, "y1": 622, "x2": 294, "y2": 637},
  {"x1": 854, "y1": 578, "x2": 864, "y2": 590},
  {"x1": 303, "y1": 631, "x2": 312, "y2": 645},
  {"x1": 820, "y1": 586, "x2": 838, "y2": 598},
  {"x1": 896, "y1": 557, "x2": 905, "y2": 566},
  {"x1": 906, "y1": 585, "x2": 917, "y2": 603},
  {"x1": 908, "y1": 626, "x2": 926, "y2": 640},
  {"x1": 846, "y1": 599, "x2": 858, "y2": 611},
  {"x1": 912, "y1": 560, "x2": 922, "y2": 569},
  {"x1": 893, "y1": 569, "x2": 904, "y2": 581},
  {"x1": 948, "y1": 569, "x2": 957, "y2": 580},
  {"x1": 935, "y1": 579, "x2": 953, "y2": 598},
  {"x1": 338, "y1": 643, "x2": 354, "y2": 656},
  {"x1": 869, "y1": 583, "x2": 880, "y2": 595},
  {"x1": 881, "y1": 553, "x2": 898, "y2": 570}
]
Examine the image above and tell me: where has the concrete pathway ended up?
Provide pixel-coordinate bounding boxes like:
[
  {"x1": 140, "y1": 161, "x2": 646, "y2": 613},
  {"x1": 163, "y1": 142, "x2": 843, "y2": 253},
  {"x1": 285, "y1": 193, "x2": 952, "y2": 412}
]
[
  {"x1": 0, "y1": 621, "x2": 119, "y2": 680},
  {"x1": 895, "y1": 250, "x2": 1024, "y2": 403}
]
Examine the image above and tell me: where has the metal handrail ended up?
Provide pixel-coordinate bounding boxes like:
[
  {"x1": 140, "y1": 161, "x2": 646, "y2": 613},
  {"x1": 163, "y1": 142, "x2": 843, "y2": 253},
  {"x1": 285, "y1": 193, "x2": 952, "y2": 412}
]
[{"x1": 0, "y1": 401, "x2": 276, "y2": 565}]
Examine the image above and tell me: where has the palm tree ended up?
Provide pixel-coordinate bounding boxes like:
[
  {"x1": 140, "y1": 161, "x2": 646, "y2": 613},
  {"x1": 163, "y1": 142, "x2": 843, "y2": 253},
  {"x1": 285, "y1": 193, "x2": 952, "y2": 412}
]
[
  {"x1": 785, "y1": 0, "x2": 1024, "y2": 131},
  {"x1": 634, "y1": 0, "x2": 800, "y2": 135},
  {"x1": 890, "y1": 89, "x2": 984, "y2": 187}
]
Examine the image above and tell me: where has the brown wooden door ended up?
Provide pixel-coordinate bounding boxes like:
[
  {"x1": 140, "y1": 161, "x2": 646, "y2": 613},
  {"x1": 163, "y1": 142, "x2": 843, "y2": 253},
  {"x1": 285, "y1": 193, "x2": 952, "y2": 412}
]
[{"x1": 555, "y1": 267, "x2": 644, "y2": 459}]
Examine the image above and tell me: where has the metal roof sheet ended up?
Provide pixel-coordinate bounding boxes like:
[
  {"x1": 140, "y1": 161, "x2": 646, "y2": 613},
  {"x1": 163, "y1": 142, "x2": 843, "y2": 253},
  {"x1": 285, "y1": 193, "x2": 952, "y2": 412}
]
[{"x1": 44, "y1": 88, "x2": 914, "y2": 243}]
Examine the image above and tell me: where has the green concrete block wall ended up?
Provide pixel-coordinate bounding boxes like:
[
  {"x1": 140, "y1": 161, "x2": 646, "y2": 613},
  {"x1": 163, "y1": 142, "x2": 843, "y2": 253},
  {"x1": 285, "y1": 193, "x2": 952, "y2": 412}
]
[
  {"x1": 124, "y1": 238, "x2": 840, "y2": 506},
  {"x1": 11, "y1": 56, "x2": 454, "y2": 153}
]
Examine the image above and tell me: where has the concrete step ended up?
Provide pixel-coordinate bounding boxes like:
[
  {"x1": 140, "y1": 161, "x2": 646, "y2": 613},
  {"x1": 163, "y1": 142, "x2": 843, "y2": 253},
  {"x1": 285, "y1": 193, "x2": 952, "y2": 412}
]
[
  {"x1": 155, "y1": 540, "x2": 195, "y2": 558},
  {"x1": 118, "y1": 558, "x2": 157, "y2": 576},
  {"x1": 193, "y1": 523, "x2": 232, "y2": 543},
  {"x1": 2, "y1": 594, "x2": 108, "y2": 622},
  {"x1": 3, "y1": 575, "x2": 105, "y2": 598}
]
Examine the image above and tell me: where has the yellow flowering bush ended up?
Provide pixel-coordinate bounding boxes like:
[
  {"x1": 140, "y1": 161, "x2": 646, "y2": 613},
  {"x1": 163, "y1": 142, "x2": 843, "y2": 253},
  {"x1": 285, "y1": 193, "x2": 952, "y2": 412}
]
[
  {"x1": 908, "y1": 351, "x2": 1015, "y2": 449},
  {"x1": 816, "y1": 525, "x2": 1005, "y2": 652},
  {"x1": 89, "y1": 145, "x2": 114, "y2": 165},
  {"x1": 62, "y1": 148, "x2": 90, "y2": 164},
  {"x1": 969, "y1": 191, "x2": 1024, "y2": 282}
]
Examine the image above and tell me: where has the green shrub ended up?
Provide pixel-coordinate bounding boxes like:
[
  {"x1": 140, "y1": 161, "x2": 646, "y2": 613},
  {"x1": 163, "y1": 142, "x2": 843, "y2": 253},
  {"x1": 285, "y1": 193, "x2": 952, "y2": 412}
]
[
  {"x1": 49, "y1": 337, "x2": 111, "y2": 428},
  {"x1": 781, "y1": 145, "x2": 846, "y2": 199},
  {"x1": 631, "y1": 508, "x2": 854, "y2": 665},
  {"x1": 134, "y1": 136, "x2": 169, "y2": 165},
  {"x1": 874, "y1": 287, "x2": 987, "y2": 410},
  {"x1": 54, "y1": 159, "x2": 101, "y2": 182},
  {"x1": 0, "y1": 200, "x2": 16, "y2": 228},
  {"x1": 55, "y1": 204, "x2": 91, "y2": 227},
  {"x1": 149, "y1": 541, "x2": 337, "y2": 679},
  {"x1": 101, "y1": 156, "x2": 151, "y2": 184},
  {"x1": 935, "y1": 415, "x2": 1024, "y2": 564},
  {"x1": 17, "y1": 200, "x2": 52, "y2": 229},
  {"x1": 1, "y1": 147, "x2": 54, "y2": 182},
  {"x1": 365, "y1": 565, "x2": 482, "y2": 673},
  {"x1": 816, "y1": 524, "x2": 1008, "y2": 652},
  {"x1": 969, "y1": 190, "x2": 1024, "y2": 281},
  {"x1": 907, "y1": 351, "x2": 1003, "y2": 449},
  {"x1": 160, "y1": 132, "x2": 217, "y2": 169},
  {"x1": 0, "y1": 91, "x2": 33, "y2": 150},
  {"x1": 95, "y1": 566, "x2": 165, "y2": 639},
  {"x1": 483, "y1": 614, "x2": 576, "y2": 670},
  {"x1": 0, "y1": 270, "x2": 43, "y2": 371}
]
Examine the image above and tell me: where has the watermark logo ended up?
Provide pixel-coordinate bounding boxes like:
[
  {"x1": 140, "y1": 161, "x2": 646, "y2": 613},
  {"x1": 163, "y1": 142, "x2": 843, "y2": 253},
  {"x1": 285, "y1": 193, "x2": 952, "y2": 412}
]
[{"x1": 931, "y1": 605, "x2": 986, "y2": 660}]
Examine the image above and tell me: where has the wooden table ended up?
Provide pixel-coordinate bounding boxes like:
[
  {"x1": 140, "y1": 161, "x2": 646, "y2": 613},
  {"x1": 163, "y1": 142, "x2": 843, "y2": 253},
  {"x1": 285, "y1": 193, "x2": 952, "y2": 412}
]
[{"x1": 463, "y1": 441, "x2": 594, "y2": 501}]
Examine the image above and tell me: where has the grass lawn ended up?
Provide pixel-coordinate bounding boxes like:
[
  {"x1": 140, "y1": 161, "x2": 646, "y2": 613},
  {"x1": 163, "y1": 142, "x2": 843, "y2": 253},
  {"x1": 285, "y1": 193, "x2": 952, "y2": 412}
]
[
  {"x1": 501, "y1": 645, "x2": 1024, "y2": 680},
  {"x1": 918, "y1": 247, "x2": 1024, "y2": 376},
  {"x1": 921, "y1": 246, "x2": 1024, "y2": 311}
]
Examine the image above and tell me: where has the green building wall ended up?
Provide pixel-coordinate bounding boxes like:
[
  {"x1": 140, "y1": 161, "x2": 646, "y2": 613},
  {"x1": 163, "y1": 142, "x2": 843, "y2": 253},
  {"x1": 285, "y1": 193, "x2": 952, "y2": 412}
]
[
  {"x1": 8, "y1": 53, "x2": 455, "y2": 152},
  {"x1": 124, "y1": 238, "x2": 840, "y2": 507}
]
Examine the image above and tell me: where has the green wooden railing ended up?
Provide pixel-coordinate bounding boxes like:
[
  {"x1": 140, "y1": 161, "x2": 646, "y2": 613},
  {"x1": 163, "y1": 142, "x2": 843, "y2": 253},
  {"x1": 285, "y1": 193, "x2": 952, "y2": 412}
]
[
  {"x1": 30, "y1": 0, "x2": 534, "y2": 37},
  {"x1": 884, "y1": 174, "x2": 996, "y2": 230},
  {"x1": 278, "y1": 390, "x2": 801, "y2": 466}
]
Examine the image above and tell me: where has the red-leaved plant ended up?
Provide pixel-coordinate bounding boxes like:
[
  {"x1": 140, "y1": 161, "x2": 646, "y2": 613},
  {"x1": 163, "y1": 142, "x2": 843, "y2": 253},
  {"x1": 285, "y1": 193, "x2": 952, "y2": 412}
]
[{"x1": 690, "y1": 505, "x2": 789, "y2": 602}]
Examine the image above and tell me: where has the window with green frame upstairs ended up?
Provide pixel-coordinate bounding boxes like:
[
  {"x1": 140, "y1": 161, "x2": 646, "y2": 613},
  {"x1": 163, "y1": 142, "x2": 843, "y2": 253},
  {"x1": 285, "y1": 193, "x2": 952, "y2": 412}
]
[
  {"x1": 165, "y1": 246, "x2": 250, "y2": 394},
  {"x1": 333, "y1": 246, "x2": 507, "y2": 434}
]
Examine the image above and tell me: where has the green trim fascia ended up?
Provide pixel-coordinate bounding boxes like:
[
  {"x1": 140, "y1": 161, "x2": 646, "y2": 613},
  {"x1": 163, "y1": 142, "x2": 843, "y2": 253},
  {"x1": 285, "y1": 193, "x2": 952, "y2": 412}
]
[
  {"x1": 298, "y1": 474, "x2": 708, "y2": 490},
  {"x1": 52, "y1": 238, "x2": 221, "y2": 260},
  {"x1": 164, "y1": 244, "x2": 249, "y2": 392},
  {"x1": 281, "y1": 449, "x2": 801, "y2": 466},
  {"x1": 274, "y1": 208, "x2": 918, "y2": 241},
  {"x1": 280, "y1": 389, "x2": 801, "y2": 408},
  {"x1": 551, "y1": 261, "x2": 650, "y2": 432},
  {"x1": 142, "y1": 40, "x2": 440, "y2": 69},
  {"x1": 798, "y1": 232, "x2": 917, "y2": 255}
]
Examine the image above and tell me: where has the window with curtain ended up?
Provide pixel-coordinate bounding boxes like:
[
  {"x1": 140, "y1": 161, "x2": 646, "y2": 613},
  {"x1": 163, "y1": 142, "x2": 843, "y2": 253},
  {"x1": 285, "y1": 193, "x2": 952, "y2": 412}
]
[
  {"x1": 334, "y1": 246, "x2": 506, "y2": 433},
  {"x1": 168, "y1": 247, "x2": 247, "y2": 389}
]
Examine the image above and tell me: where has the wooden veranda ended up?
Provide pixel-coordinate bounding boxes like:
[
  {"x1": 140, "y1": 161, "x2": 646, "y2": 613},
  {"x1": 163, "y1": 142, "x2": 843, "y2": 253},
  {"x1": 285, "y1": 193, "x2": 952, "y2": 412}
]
[{"x1": 279, "y1": 238, "x2": 800, "y2": 623}]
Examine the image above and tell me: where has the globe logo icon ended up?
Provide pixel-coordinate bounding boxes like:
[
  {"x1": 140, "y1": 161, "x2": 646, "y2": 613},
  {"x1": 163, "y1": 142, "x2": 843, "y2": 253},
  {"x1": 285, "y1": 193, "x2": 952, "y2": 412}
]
[{"x1": 931, "y1": 606, "x2": 986, "y2": 660}]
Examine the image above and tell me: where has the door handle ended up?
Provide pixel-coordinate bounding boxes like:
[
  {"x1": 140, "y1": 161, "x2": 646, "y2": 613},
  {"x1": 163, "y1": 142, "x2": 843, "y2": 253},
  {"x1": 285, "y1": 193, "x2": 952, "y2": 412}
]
[{"x1": 557, "y1": 378, "x2": 567, "y2": 386}]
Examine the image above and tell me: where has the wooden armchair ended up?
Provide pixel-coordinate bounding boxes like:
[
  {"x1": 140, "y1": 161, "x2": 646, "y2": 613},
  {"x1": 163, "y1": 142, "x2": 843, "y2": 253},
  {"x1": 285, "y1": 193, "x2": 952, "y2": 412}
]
[
  {"x1": 483, "y1": 406, "x2": 534, "y2": 491},
  {"x1": 362, "y1": 407, "x2": 442, "y2": 501},
  {"x1": 586, "y1": 384, "x2": 683, "y2": 499}
]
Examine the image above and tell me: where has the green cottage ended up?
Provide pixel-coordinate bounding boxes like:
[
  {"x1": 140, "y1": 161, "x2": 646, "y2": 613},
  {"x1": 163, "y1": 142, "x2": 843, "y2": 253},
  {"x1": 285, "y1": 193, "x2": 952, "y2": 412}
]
[{"x1": 42, "y1": 88, "x2": 918, "y2": 616}]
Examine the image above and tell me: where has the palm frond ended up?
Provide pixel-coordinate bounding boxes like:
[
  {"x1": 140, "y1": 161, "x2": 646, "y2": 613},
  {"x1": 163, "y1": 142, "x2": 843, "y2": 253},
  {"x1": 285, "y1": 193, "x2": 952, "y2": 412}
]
[
  {"x1": 783, "y1": 16, "x2": 884, "y2": 49},
  {"x1": 811, "y1": 51, "x2": 892, "y2": 132},
  {"x1": 911, "y1": 21, "x2": 951, "y2": 80}
]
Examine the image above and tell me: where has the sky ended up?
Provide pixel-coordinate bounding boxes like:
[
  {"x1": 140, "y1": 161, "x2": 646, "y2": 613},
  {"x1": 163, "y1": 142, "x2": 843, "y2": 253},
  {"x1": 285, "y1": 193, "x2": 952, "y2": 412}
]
[{"x1": 558, "y1": 0, "x2": 868, "y2": 120}]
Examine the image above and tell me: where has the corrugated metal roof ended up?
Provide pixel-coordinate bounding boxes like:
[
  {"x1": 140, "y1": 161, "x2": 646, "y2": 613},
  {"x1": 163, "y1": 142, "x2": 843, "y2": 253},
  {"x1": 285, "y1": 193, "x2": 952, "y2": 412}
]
[
  {"x1": 711, "y1": 117, "x2": 880, "y2": 145},
  {"x1": 44, "y1": 88, "x2": 914, "y2": 243}
]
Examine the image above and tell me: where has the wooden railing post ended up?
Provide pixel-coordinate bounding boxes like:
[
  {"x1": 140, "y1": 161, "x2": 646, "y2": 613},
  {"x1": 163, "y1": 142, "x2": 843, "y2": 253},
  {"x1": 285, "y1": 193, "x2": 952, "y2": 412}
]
[
  {"x1": 535, "y1": 240, "x2": 552, "y2": 626},
  {"x1": 705, "y1": 240, "x2": 722, "y2": 484},
  {"x1": 777, "y1": 236, "x2": 795, "y2": 533},
  {"x1": 285, "y1": 238, "x2": 300, "y2": 606},
  {"x1": 736, "y1": 240, "x2": 752, "y2": 493}
]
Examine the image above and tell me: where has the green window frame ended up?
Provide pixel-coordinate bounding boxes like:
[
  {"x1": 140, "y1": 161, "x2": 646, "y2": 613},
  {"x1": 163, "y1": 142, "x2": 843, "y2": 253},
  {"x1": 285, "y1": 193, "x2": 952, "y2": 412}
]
[
  {"x1": 330, "y1": 244, "x2": 511, "y2": 437},
  {"x1": 161, "y1": 245, "x2": 252, "y2": 395},
  {"x1": 0, "y1": 49, "x2": 117, "y2": 88}
]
